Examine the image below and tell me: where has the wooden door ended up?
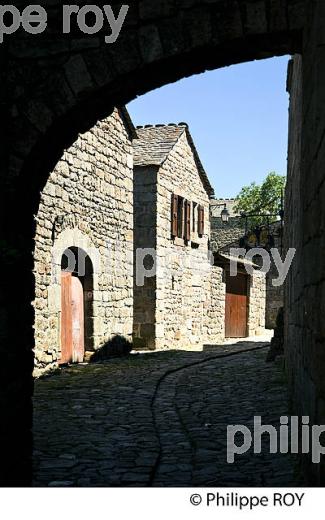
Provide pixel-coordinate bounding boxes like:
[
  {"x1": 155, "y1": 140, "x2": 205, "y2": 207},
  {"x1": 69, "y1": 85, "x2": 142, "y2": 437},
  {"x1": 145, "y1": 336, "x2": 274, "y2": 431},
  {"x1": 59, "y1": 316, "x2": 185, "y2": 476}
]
[
  {"x1": 60, "y1": 272, "x2": 73, "y2": 364},
  {"x1": 225, "y1": 272, "x2": 248, "y2": 338},
  {"x1": 71, "y1": 276, "x2": 85, "y2": 363},
  {"x1": 60, "y1": 272, "x2": 85, "y2": 364}
]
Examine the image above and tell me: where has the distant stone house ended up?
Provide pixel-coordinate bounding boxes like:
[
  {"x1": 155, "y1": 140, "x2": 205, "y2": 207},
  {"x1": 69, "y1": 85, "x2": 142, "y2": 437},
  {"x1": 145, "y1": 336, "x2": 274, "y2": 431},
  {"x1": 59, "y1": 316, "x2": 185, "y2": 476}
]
[
  {"x1": 33, "y1": 108, "x2": 135, "y2": 376},
  {"x1": 133, "y1": 124, "x2": 225, "y2": 350},
  {"x1": 210, "y1": 198, "x2": 283, "y2": 329}
]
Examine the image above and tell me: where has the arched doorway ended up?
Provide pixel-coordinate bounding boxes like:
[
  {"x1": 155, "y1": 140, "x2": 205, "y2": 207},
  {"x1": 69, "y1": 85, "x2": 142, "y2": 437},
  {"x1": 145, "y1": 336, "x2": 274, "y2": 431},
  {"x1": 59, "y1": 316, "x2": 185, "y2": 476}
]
[{"x1": 60, "y1": 247, "x2": 94, "y2": 365}]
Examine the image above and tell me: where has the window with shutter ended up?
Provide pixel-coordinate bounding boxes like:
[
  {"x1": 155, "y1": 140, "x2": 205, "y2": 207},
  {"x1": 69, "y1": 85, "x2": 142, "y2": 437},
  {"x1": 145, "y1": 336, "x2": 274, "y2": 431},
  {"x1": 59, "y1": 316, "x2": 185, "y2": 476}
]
[
  {"x1": 192, "y1": 202, "x2": 197, "y2": 233},
  {"x1": 171, "y1": 194, "x2": 178, "y2": 237},
  {"x1": 198, "y1": 205, "x2": 205, "y2": 236},
  {"x1": 185, "y1": 200, "x2": 191, "y2": 242},
  {"x1": 177, "y1": 197, "x2": 184, "y2": 238}
]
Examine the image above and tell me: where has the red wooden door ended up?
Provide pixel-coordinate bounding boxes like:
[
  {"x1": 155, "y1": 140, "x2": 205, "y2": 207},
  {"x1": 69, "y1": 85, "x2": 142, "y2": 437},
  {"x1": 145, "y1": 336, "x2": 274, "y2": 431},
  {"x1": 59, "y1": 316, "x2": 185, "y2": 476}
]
[
  {"x1": 60, "y1": 272, "x2": 73, "y2": 364},
  {"x1": 60, "y1": 272, "x2": 85, "y2": 364},
  {"x1": 71, "y1": 276, "x2": 85, "y2": 363},
  {"x1": 225, "y1": 272, "x2": 248, "y2": 338}
]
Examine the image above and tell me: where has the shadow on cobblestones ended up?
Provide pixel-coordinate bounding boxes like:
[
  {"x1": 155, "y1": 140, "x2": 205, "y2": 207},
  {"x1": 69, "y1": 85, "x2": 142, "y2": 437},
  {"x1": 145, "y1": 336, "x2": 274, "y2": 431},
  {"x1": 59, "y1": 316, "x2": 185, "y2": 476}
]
[{"x1": 33, "y1": 341, "x2": 300, "y2": 487}]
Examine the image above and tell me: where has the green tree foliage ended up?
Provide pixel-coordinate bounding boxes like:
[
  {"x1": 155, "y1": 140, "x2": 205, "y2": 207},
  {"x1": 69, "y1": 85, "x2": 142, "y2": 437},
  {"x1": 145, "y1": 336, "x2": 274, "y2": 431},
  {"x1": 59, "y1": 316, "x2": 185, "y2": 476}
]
[{"x1": 234, "y1": 172, "x2": 286, "y2": 227}]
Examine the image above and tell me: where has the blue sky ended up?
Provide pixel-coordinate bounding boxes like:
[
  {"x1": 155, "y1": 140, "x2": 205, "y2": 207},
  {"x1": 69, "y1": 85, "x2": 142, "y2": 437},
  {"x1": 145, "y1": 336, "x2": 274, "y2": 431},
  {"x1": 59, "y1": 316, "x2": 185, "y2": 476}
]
[{"x1": 127, "y1": 56, "x2": 290, "y2": 198}]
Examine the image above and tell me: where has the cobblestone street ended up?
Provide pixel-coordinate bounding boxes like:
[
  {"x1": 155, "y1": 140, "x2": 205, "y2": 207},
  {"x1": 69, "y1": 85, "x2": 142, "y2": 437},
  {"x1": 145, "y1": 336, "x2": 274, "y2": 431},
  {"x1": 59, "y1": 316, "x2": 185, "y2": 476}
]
[{"x1": 33, "y1": 339, "x2": 299, "y2": 487}]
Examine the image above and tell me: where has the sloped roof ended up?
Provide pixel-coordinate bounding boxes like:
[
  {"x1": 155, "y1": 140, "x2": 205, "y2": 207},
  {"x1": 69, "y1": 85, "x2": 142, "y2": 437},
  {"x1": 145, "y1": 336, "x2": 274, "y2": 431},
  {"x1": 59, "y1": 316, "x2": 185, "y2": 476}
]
[
  {"x1": 118, "y1": 106, "x2": 138, "y2": 140},
  {"x1": 133, "y1": 123, "x2": 214, "y2": 197}
]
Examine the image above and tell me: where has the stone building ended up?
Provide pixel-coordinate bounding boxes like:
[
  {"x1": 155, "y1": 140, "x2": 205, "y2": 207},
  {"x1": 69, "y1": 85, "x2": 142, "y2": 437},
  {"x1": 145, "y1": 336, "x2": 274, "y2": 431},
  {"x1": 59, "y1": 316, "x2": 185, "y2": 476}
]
[
  {"x1": 133, "y1": 123, "x2": 226, "y2": 350},
  {"x1": 133, "y1": 123, "x2": 267, "y2": 349},
  {"x1": 210, "y1": 199, "x2": 284, "y2": 329},
  {"x1": 33, "y1": 109, "x2": 135, "y2": 376},
  {"x1": 211, "y1": 198, "x2": 267, "y2": 338}
]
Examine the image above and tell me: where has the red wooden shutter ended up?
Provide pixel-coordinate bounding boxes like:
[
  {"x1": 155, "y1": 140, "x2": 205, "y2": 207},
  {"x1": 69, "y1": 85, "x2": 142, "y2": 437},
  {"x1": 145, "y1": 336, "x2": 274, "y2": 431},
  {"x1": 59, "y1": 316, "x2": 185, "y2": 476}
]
[
  {"x1": 185, "y1": 200, "x2": 191, "y2": 241},
  {"x1": 178, "y1": 198, "x2": 184, "y2": 238},
  {"x1": 192, "y1": 202, "x2": 197, "y2": 232},
  {"x1": 198, "y1": 205, "x2": 205, "y2": 236},
  {"x1": 171, "y1": 194, "x2": 178, "y2": 237}
]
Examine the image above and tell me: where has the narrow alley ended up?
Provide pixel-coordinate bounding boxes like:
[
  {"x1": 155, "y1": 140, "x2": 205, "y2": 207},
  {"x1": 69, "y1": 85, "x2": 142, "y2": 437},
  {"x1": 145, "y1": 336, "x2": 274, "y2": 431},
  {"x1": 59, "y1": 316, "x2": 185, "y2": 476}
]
[{"x1": 33, "y1": 339, "x2": 299, "y2": 487}]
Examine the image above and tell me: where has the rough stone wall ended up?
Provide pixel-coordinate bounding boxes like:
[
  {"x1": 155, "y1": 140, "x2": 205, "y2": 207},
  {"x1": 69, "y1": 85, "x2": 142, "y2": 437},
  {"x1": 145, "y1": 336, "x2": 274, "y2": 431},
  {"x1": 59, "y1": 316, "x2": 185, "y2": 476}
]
[
  {"x1": 210, "y1": 216, "x2": 245, "y2": 251},
  {"x1": 34, "y1": 109, "x2": 134, "y2": 376},
  {"x1": 244, "y1": 222, "x2": 284, "y2": 329},
  {"x1": 285, "y1": 1, "x2": 325, "y2": 484},
  {"x1": 133, "y1": 165, "x2": 158, "y2": 349},
  {"x1": 285, "y1": 55, "x2": 305, "y2": 413},
  {"x1": 285, "y1": 51, "x2": 321, "y2": 480},
  {"x1": 248, "y1": 270, "x2": 266, "y2": 336},
  {"x1": 265, "y1": 222, "x2": 284, "y2": 329},
  {"x1": 265, "y1": 262, "x2": 284, "y2": 329},
  {"x1": 204, "y1": 266, "x2": 226, "y2": 342},
  {"x1": 265, "y1": 221, "x2": 284, "y2": 329}
]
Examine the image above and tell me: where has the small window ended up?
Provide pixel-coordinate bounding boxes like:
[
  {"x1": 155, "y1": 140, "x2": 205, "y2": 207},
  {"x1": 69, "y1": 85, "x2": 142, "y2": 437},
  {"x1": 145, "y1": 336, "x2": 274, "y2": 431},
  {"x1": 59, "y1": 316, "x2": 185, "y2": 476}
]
[
  {"x1": 198, "y1": 205, "x2": 205, "y2": 236},
  {"x1": 171, "y1": 194, "x2": 184, "y2": 239},
  {"x1": 177, "y1": 196, "x2": 184, "y2": 238},
  {"x1": 184, "y1": 199, "x2": 191, "y2": 242},
  {"x1": 192, "y1": 202, "x2": 197, "y2": 233},
  {"x1": 171, "y1": 194, "x2": 178, "y2": 237},
  {"x1": 171, "y1": 194, "x2": 192, "y2": 241}
]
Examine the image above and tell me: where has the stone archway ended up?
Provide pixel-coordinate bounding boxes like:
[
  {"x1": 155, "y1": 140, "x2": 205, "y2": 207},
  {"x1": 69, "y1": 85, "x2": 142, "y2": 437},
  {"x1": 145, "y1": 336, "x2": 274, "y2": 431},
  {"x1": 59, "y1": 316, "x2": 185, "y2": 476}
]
[
  {"x1": 2, "y1": 0, "x2": 325, "y2": 486},
  {"x1": 4, "y1": 1, "x2": 305, "y2": 214},
  {"x1": 33, "y1": 228, "x2": 101, "y2": 376}
]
